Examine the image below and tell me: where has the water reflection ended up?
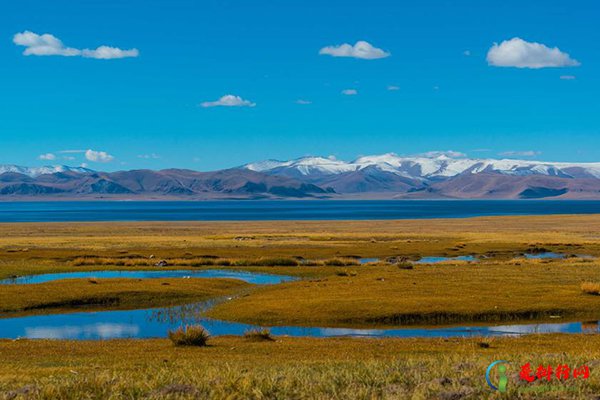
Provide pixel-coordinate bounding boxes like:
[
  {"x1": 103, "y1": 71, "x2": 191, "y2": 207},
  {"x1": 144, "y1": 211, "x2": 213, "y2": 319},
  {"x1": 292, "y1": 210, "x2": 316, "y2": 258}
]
[
  {"x1": 25, "y1": 323, "x2": 140, "y2": 340},
  {"x1": 1, "y1": 303, "x2": 597, "y2": 340},
  {"x1": 148, "y1": 301, "x2": 217, "y2": 325}
]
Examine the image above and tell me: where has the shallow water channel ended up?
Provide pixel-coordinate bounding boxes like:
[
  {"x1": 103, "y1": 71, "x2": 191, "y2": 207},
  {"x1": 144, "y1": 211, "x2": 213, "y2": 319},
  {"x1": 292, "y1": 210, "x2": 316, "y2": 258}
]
[{"x1": 0, "y1": 269, "x2": 597, "y2": 340}]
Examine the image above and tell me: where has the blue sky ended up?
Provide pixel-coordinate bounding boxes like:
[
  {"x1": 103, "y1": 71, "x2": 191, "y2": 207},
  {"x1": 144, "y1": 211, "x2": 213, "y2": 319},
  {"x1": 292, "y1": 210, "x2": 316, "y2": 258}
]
[{"x1": 1, "y1": 0, "x2": 598, "y2": 171}]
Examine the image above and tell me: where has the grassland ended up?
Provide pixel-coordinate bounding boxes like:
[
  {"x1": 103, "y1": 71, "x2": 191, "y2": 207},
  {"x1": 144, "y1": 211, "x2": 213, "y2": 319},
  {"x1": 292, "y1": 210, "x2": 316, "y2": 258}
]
[
  {"x1": 1, "y1": 214, "x2": 600, "y2": 267},
  {"x1": 0, "y1": 278, "x2": 248, "y2": 317},
  {"x1": 208, "y1": 257, "x2": 600, "y2": 327},
  {"x1": 2, "y1": 215, "x2": 600, "y2": 325},
  {"x1": 1, "y1": 335, "x2": 600, "y2": 399},
  {"x1": 2, "y1": 215, "x2": 600, "y2": 398}
]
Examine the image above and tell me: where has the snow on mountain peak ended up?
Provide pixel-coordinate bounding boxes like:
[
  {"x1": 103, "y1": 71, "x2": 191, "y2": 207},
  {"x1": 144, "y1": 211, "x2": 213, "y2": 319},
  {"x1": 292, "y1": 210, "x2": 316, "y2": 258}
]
[
  {"x1": 245, "y1": 156, "x2": 355, "y2": 175},
  {"x1": 243, "y1": 154, "x2": 600, "y2": 180},
  {"x1": 0, "y1": 165, "x2": 93, "y2": 178}
]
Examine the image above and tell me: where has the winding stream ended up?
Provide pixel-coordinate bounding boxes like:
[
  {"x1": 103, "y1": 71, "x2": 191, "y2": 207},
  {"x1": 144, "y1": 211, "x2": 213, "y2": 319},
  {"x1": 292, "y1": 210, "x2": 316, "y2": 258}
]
[
  {"x1": 0, "y1": 270, "x2": 598, "y2": 340},
  {"x1": 0, "y1": 269, "x2": 295, "y2": 285}
]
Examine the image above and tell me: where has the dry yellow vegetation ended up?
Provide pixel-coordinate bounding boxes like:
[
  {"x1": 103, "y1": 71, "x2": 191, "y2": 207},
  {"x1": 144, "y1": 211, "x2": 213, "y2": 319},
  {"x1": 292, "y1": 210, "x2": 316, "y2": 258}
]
[
  {"x1": 1, "y1": 214, "x2": 600, "y2": 264},
  {"x1": 0, "y1": 335, "x2": 599, "y2": 399},
  {"x1": 208, "y1": 258, "x2": 600, "y2": 326},
  {"x1": 0, "y1": 278, "x2": 248, "y2": 317},
  {"x1": 1, "y1": 215, "x2": 600, "y2": 325},
  {"x1": 581, "y1": 281, "x2": 600, "y2": 295},
  {"x1": 1, "y1": 215, "x2": 600, "y2": 399}
]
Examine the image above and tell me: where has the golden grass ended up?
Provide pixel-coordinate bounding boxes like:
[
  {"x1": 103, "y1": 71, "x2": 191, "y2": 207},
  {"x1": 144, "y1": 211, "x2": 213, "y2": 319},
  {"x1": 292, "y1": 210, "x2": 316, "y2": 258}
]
[
  {"x1": 1, "y1": 216, "x2": 600, "y2": 398},
  {"x1": 208, "y1": 260, "x2": 600, "y2": 327},
  {"x1": 1, "y1": 215, "x2": 599, "y2": 326},
  {"x1": 0, "y1": 278, "x2": 248, "y2": 317},
  {"x1": 581, "y1": 281, "x2": 600, "y2": 295},
  {"x1": 0, "y1": 335, "x2": 599, "y2": 399},
  {"x1": 69, "y1": 255, "x2": 361, "y2": 268},
  {"x1": 1, "y1": 215, "x2": 600, "y2": 266}
]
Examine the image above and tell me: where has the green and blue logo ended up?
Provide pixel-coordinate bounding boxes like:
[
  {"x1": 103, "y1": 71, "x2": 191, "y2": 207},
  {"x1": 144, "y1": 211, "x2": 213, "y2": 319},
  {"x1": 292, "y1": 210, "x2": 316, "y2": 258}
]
[{"x1": 486, "y1": 360, "x2": 509, "y2": 392}]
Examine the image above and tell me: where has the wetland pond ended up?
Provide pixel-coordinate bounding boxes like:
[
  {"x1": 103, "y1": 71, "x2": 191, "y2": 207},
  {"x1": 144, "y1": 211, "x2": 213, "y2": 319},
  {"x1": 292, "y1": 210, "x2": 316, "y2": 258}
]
[
  {"x1": 0, "y1": 269, "x2": 597, "y2": 340},
  {"x1": 523, "y1": 252, "x2": 566, "y2": 260}
]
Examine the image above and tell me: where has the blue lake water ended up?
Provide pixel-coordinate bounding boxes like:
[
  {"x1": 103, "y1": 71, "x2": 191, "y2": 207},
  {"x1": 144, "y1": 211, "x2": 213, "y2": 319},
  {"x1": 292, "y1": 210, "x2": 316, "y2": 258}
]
[
  {"x1": 1, "y1": 302, "x2": 597, "y2": 340},
  {"x1": 1, "y1": 200, "x2": 600, "y2": 222},
  {"x1": 524, "y1": 252, "x2": 566, "y2": 260},
  {"x1": 359, "y1": 258, "x2": 379, "y2": 264},
  {"x1": 0, "y1": 269, "x2": 296, "y2": 285}
]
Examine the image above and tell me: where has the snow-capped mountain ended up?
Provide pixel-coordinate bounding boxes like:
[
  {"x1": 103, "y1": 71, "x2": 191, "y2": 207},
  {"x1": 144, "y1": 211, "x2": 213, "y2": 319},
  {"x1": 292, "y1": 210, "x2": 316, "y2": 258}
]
[
  {"x1": 3, "y1": 154, "x2": 600, "y2": 199},
  {"x1": 245, "y1": 156, "x2": 357, "y2": 176},
  {"x1": 240, "y1": 153, "x2": 600, "y2": 198},
  {"x1": 244, "y1": 153, "x2": 600, "y2": 180},
  {"x1": 0, "y1": 165, "x2": 94, "y2": 178}
]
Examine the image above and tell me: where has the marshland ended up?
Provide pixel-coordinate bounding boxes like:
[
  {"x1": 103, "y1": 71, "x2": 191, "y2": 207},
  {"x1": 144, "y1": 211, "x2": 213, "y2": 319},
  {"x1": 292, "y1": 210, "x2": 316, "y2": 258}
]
[{"x1": 2, "y1": 214, "x2": 600, "y2": 398}]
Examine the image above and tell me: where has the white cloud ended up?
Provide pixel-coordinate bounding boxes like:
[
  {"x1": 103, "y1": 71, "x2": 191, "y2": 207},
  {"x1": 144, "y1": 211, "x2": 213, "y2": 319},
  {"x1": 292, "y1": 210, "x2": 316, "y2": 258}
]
[
  {"x1": 341, "y1": 89, "x2": 357, "y2": 96},
  {"x1": 319, "y1": 41, "x2": 390, "y2": 60},
  {"x1": 137, "y1": 153, "x2": 161, "y2": 159},
  {"x1": 487, "y1": 37, "x2": 579, "y2": 69},
  {"x1": 295, "y1": 99, "x2": 312, "y2": 105},
  {"x1": 13, "y1": 31, "x2": 80, "y2": 56},
  {"x1": 13, "y1": 31, "x2": 139, "y2": 60},
  {"x1": 200, "y1": 95, "x2": 256, "y2": 108},
  {"x1": 62, "y1": 156, "x2": 76, "y2": 161},
  {"x1": 499, "y1": 150, "x2": 541, "y2": 157},
  {"x1": 82, "y1": 46, "x2": 139, "y2": 60},
  {"x1": 85, "y1": 149, "x2": 114, "y2": 163},
  {"x1": 560, "y1": 75, "x2": 576, "y2": 80},
  {"x1": 38, "y1": 153, "x2": 56, "y2": 161},
  {"x1": 387, "y1": 85, "x2": 400, "y2": 91}
]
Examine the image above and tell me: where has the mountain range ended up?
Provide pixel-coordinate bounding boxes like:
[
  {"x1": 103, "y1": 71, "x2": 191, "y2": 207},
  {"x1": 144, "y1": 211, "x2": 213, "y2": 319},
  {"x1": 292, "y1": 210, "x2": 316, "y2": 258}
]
[{"x1": 2, "y1": 153, "x2": 600, "y2": 199}]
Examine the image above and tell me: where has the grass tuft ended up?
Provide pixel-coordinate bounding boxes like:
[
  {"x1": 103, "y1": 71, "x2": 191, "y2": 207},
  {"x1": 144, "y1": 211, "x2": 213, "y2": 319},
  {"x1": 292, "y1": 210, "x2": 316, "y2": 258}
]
[
  {"x1": 335, "y1": 269, "x2": 357, "y2": 277},
  {"x1": 581, "y1": 281, "x2": 600, "y2": 296},
  {"x1": 167, "y1": 325, "x2": 210, "y2": 347},
  {"x1": 325, "y1": 258, "x2": 359, "y2": 266},
  {"x1": 244, "y1": 328, "x2": 275, "y2": 342},
  {"x1": 234, "y1": 258, "x2": 299, "y2": 267}
]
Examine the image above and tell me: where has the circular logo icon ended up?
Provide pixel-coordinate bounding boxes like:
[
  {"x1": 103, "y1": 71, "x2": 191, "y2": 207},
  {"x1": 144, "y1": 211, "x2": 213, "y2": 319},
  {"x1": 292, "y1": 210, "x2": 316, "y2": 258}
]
[{"x1": 486, "y1": 360, "x2": 509, "y2": 392}]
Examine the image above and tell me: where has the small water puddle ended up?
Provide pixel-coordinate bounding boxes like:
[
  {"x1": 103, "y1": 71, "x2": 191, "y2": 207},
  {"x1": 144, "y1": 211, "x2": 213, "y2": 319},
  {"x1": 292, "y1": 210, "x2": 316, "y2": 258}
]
[
  {"x1": 0, "y1": 269, "x2": 296, "y2": 285},
  {"x1": 523, "y1": 252, "x2": 566, "y2": 260},
  {"x1": 359, "y1": 258, "x2": 379, "y2": 264},
  {"x1": 0, "y1": 303, "x2": 596, "y2": 340},
  {"x1": 414, "y1": 255, "x2": 477, "y2": 264}
]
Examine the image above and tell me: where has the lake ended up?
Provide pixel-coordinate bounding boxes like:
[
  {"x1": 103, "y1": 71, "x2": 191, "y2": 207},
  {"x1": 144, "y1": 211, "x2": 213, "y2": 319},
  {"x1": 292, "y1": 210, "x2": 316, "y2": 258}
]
[{"x1": 1, "y1": 200, "x2": 600, "y2": 222}]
